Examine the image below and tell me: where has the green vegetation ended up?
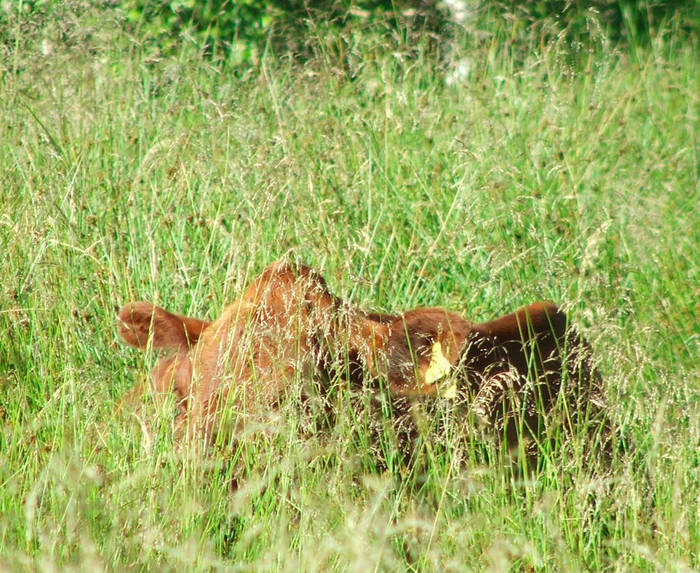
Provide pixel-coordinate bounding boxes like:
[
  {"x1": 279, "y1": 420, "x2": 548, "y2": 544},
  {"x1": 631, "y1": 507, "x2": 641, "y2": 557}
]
[{"x1": 0, "y1": 2, "x2": 697, "y2": 570}]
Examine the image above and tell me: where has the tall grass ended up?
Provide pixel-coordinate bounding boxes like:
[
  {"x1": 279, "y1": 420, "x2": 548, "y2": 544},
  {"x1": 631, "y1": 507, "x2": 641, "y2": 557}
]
[{"x1": 0, "y1": 7, "x2": 697, "y2": 571}]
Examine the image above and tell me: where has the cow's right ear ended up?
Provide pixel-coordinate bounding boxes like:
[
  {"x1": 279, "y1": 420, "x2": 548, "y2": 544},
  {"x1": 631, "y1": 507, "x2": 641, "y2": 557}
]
[{"x1": 117, "y1": 302, "x2": 210, "y2": 350}]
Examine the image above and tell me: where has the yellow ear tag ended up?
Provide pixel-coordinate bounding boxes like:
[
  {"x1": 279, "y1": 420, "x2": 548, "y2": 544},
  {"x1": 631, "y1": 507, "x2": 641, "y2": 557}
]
[{"x1": 425, "y1": 341, "x2": 457, "y2": 398}]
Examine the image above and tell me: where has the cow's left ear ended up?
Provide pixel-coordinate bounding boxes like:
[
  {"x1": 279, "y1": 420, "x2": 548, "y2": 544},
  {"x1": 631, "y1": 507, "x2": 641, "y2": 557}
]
[{"x1": 118, "y1": 302, "x2": 210, "y2": 350}]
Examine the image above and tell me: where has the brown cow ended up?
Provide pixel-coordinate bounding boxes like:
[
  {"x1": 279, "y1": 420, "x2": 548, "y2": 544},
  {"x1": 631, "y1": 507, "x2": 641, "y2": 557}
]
[{"x1": 118, "y1": 261, "x2": 605, "y2": 453}]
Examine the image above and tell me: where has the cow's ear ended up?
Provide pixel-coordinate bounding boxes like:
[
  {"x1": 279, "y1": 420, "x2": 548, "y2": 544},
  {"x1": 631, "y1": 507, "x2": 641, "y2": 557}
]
[
  {"x1": 118, "y1": 302, "x2": 210, "y2": 350},
  {"x1": 467, "y1": 302, "x2": 570, "y2": 384},
  {"x1": 472, "y1": 301, "x2": 567, "y2": 342}
]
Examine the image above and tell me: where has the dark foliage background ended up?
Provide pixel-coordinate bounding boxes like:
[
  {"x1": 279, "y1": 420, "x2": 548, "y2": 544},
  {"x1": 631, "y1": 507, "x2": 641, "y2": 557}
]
[
  {"x1": 2, "y1": 0, "x2": 695, "y2": 65},
  {"x1": 121, "y1": 0, "x2": 698, "y2": 57}
]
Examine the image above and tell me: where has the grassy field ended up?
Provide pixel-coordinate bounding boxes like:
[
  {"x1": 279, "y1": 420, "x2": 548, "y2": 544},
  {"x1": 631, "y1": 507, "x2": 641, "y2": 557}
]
[{"x1": 0, "y1": 6, "x2": 698, "y2": 571}]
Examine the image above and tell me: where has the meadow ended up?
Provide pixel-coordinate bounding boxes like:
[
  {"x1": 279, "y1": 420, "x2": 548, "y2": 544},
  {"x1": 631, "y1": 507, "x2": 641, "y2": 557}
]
[{"x1": 0, "y1": 5, "x2": 698, "y2": 571}]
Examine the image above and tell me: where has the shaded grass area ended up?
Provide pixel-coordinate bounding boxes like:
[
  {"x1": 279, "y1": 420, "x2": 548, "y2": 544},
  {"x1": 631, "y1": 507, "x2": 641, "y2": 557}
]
[{"x1": 0, "y1": 13, "x2": 698, "y2": 571}]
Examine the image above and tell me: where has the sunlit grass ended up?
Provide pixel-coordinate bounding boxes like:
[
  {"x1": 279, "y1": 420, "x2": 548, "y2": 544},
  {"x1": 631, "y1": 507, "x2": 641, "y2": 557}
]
[{"x1": 0, "y1": 8, "x2": 697, "y2": 571}]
